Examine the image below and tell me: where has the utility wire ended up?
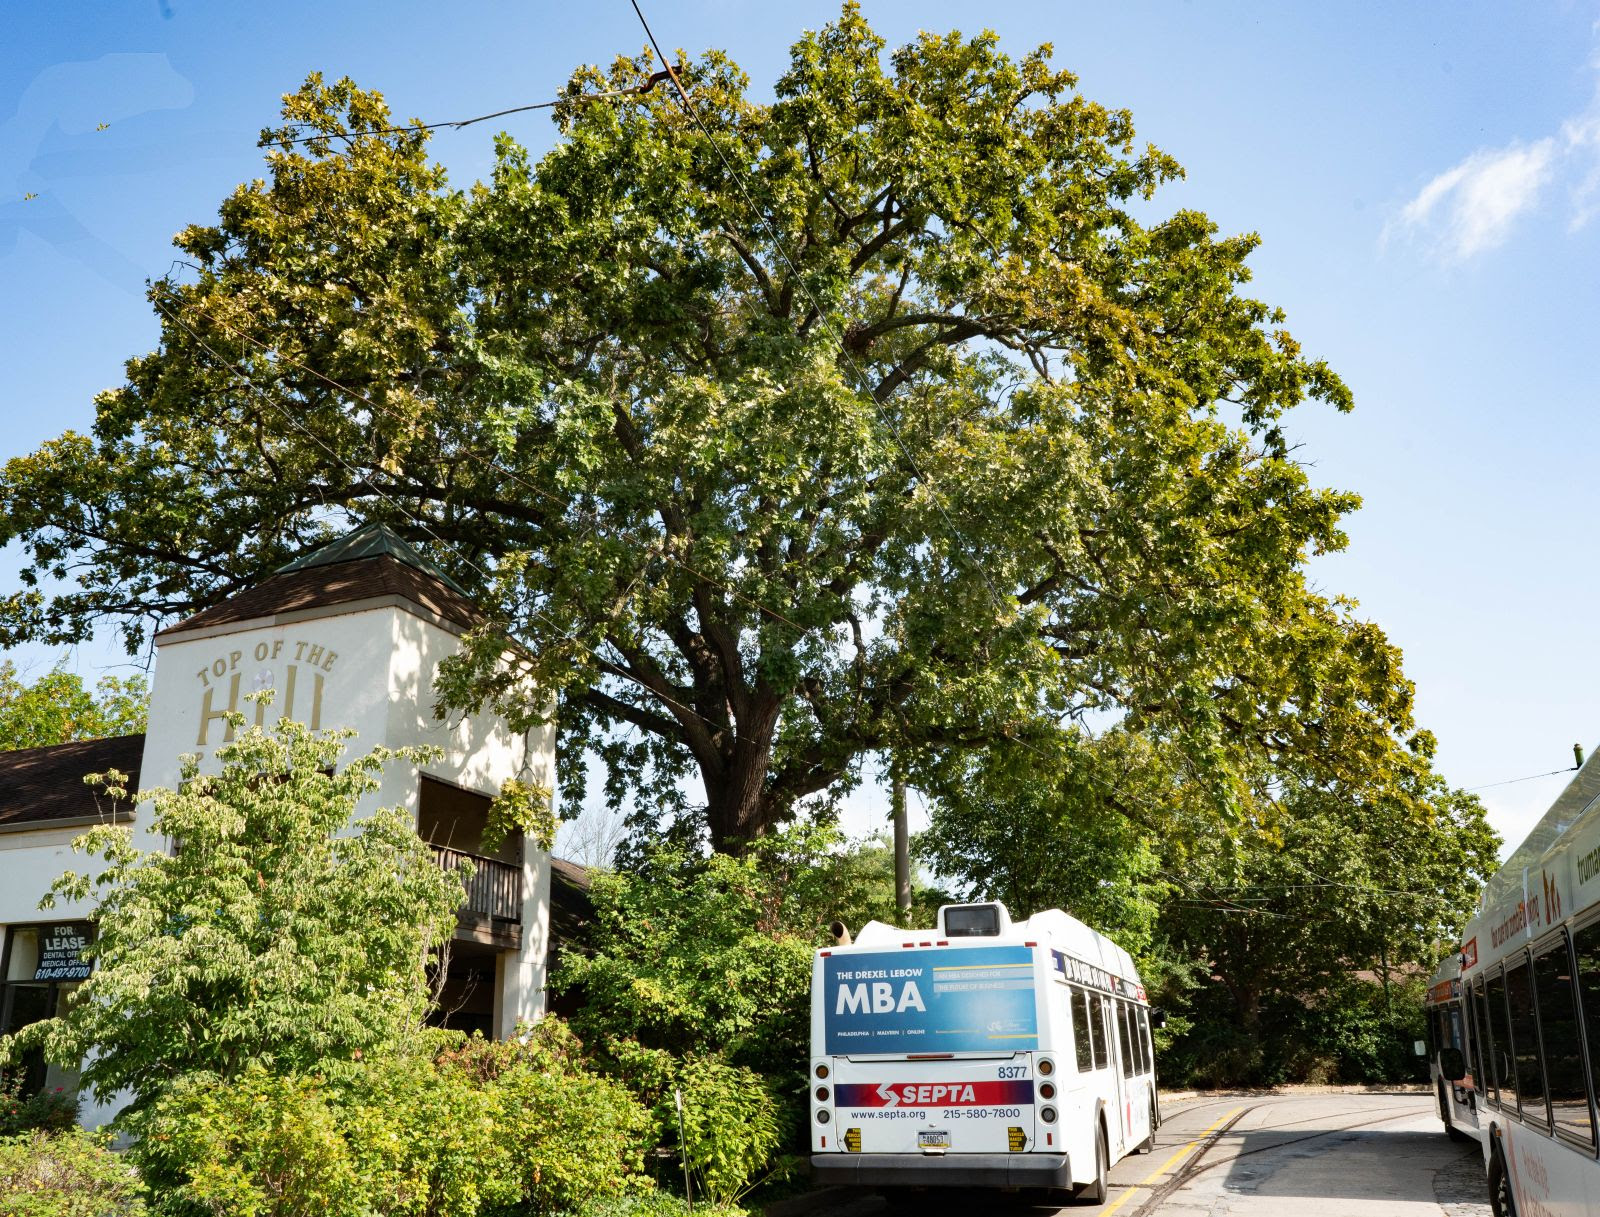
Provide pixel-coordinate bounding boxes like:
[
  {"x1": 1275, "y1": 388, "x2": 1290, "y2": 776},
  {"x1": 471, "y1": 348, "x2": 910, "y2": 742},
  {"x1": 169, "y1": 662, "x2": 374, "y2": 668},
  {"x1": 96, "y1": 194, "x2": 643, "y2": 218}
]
[
  {"x1": 269, "y1": 74, "x2": 676, "y2": 148},
  {"x1": 1465, "y1": 765, "x2": 1578, "y2": 792}
]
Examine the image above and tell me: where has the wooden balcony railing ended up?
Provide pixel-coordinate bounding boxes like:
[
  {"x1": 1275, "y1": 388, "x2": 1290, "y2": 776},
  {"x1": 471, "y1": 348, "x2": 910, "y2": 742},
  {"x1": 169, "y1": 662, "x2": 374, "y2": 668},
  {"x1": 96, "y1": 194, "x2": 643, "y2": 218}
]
[{"x1": 431, "y1": 846, "x2": 522, "y2": 923}]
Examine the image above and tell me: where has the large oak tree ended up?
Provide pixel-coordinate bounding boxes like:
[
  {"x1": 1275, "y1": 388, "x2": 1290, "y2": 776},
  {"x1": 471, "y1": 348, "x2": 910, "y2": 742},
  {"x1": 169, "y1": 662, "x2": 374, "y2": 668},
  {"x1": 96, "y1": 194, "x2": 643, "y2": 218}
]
[{"x1": 0, "y1": 8, "x2": 1412, "y2": 849}]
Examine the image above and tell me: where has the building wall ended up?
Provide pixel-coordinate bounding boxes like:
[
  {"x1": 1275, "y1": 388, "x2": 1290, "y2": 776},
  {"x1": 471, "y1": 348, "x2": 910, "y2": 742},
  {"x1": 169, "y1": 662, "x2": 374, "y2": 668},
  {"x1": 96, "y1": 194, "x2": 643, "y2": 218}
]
[{"x1": 0, "y1": 824, "x2": 108, "y2": 924}]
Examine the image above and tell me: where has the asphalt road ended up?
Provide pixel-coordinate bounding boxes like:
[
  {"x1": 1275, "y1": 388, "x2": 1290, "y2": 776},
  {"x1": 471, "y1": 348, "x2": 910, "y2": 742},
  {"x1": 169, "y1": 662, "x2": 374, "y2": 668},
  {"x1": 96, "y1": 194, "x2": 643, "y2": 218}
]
[
  {"x1": 1102, "y1": 1091, "x2": 1491, "y2": 1217},
  {"x1": 804, "y1": 1091, "x2": 1492, "y2": 1217}
]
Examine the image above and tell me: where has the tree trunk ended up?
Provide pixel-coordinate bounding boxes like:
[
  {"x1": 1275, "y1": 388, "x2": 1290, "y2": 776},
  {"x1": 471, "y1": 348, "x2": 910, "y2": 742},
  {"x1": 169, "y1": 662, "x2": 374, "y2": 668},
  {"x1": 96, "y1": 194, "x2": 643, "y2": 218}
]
[{"x1": 702, "y1": 700, "x2": 779, "y2": 852}]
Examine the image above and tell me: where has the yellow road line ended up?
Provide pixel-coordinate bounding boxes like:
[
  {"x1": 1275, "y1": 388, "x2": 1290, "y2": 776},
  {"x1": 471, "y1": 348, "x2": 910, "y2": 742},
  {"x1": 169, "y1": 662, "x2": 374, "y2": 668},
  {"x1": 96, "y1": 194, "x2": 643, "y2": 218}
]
[
  {"x1": 1100, "y1": 1185, "x2": 1141, "y2": 1216},
  {"x1": 1099, "y1": 1106, "x2": 1244, "y2": 1217},
  {"x1": 1139, "y1": 1107, "x2": 1242, "y2": 1185}
]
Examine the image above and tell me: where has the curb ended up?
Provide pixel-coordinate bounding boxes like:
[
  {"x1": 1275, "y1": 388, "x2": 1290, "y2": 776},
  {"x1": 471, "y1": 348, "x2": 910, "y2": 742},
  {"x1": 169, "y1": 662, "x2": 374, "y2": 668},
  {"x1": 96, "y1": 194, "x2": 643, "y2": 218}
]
[{"x1": 1161, "y1": 1082, "x2": 1431, "y2": 1103}]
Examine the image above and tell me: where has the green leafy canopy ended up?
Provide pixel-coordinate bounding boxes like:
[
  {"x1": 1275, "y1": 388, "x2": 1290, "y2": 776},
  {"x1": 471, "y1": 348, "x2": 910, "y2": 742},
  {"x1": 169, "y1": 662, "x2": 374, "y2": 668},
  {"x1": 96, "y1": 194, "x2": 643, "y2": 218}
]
[{"x1": 0, "y1": 6, "x2": 1404, "y2": 850}]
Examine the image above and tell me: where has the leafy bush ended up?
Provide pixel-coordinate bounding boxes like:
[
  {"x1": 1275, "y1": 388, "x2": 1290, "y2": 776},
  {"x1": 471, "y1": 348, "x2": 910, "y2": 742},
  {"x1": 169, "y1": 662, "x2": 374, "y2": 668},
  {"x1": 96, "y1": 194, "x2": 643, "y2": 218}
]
[
  {"x1": 132, "y1": 1025, "x2": 651, "y2": 1217},
  {"x1": 135, "y1": 1072, "x2": 363, "y2": 1217},
  {"x1": 555, "y1": 846, "x2": 814, "y2": 1082},
  {"x1": 0, "y1": 1128, "x2": 145, "y2": 1216},
  {"x1": 673, "y1": 1055, "x2": 785, "y2": 1207},
  {"x1": 0, "y1": 1075, "x2": 81, "y2": 1136}
]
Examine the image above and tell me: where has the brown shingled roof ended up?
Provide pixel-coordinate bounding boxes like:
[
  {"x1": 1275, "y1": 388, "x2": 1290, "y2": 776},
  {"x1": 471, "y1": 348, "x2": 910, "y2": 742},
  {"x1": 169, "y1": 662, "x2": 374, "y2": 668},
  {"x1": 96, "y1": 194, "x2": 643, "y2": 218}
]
[
  {"x1": 0, "y1": 733, "x2": 143, "y2": 829},
  {"x1": 156, "y1": 553, "x2": 484, "y2": 641}
]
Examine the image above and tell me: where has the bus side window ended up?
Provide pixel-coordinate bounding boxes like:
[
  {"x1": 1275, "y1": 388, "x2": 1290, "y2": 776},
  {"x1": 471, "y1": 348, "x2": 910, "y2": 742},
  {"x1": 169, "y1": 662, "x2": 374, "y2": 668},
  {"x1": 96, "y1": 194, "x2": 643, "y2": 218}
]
[
  {"x1": 1131, "y1": 1006, "x2": 1146, "y2": 1074},
  {"x1": 1505, "y1": 957, "x2": 1549, "y2": 1125},
  {"x1": 1572, "y1": 921, "x2": 1600, "y2": 1143},
  {"x1": 1487, "y1": 967, "x2": 1517, "y2": 1110},
  {"x1": 1118, "y1": 1002, "x2": 1135, "y2": 1079},
  {"x1": 1089, "y1": 992, "x2": 1108, "y2": 1070},
  {"x1": 1073, "y1": 988, "x2": 1094, "y2": 1072},
  {"x1": 1533, "y1": 933, "x2": 1592, "y2": 1147},
  {"x1": 1137, "y1": 1006, "x2": 1154, "y2": 1076},
  {"x1": 1473, "y1": 976, "x2": 1497, "y2": 1106}
]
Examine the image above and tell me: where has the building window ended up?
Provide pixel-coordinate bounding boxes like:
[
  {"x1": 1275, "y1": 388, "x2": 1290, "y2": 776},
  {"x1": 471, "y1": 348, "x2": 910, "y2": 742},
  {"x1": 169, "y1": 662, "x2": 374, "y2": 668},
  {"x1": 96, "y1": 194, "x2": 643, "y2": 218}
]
[{"x1": 1, "y1": 923, "x2": 90, "y2": 1096}]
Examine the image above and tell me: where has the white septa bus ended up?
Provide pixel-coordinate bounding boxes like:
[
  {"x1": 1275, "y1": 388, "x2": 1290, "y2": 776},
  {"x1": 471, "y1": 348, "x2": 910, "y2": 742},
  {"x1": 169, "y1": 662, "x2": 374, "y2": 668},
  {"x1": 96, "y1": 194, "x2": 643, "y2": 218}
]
[
  {"x1": 809, "y1": 901, "x2": 1158, "y2": 1205},
  {"x1": 1432, "y1": 750, "x2": 1600, "y2": 1216}
]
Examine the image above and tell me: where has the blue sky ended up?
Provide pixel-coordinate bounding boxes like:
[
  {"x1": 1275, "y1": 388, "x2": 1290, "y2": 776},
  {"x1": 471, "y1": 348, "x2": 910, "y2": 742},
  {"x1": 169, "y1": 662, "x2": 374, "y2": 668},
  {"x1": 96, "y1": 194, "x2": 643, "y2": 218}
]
[{"x1": 5, "y1": 1, "x2": 1599, "y2": 858}]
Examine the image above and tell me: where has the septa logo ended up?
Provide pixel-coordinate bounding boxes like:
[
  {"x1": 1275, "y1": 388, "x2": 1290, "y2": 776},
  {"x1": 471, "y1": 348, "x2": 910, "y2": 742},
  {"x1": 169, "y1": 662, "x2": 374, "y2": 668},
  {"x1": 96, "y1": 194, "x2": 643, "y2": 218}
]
[{"x1": 834, "y1": 1080, "x2": 1035, "y2": 1108}]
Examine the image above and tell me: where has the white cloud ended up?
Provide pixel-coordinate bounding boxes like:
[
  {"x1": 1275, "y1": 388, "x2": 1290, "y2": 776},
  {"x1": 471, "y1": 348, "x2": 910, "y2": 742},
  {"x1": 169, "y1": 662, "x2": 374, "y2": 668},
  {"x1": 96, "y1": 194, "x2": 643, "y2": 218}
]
[
  {"x1": 1393, "y1": 139, "x2": 1556, "y2": 262},
  {"x1": 1392, "y1": 27, "x2": 1600, "y2": 262},
  {"x1": 1564, "y1": 107, "x2": 1600, "y2": 230}
]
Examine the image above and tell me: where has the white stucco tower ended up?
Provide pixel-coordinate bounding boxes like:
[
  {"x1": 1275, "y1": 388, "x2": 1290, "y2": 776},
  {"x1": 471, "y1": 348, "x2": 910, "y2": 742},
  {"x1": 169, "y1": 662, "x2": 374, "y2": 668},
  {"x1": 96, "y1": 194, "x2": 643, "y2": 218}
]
[
  {"x1": 0, "y1": 523, "x2": 560, "y2": 1127},
  {"x1": 133, "y1": 523, "x2": 556, "y2": 1040}
]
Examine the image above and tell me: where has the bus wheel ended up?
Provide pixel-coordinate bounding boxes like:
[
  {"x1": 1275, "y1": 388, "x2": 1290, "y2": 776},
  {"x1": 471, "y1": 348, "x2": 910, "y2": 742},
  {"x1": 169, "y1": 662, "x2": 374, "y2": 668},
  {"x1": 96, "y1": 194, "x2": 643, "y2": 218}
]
[
  {"x1": 1079, "y1": 1124, "x2": 1109, "y2": 1206},
  {"x1": 1489, "y1": 1143, "x2": 1516, "y2": 1217}
]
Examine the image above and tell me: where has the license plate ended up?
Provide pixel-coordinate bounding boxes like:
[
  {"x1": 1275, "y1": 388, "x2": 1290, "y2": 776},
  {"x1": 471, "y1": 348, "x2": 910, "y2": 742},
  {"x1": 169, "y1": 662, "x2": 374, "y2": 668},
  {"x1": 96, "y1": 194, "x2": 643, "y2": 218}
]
[{"x1": 918, "y1": 1130, "x2": 950, "y2": 1152}]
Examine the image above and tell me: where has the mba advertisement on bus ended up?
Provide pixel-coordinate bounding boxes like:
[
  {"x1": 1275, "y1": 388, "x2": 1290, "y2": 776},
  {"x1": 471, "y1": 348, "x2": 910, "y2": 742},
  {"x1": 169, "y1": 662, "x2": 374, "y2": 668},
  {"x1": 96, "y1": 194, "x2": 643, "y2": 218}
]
[{"x1": 821, "y1": 944, "x2": 1039, "y2": 1056}]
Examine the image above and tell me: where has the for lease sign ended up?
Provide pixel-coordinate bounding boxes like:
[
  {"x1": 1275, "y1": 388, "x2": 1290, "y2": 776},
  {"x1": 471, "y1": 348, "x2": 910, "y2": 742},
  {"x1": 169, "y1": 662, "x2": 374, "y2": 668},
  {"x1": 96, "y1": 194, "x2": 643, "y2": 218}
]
[
  {"x1": 34, "y1": 922, "x2": 93, "y2": 982},
  {"x1": 822, "y1": 945, "x2": 1038, "y2": 1055}
]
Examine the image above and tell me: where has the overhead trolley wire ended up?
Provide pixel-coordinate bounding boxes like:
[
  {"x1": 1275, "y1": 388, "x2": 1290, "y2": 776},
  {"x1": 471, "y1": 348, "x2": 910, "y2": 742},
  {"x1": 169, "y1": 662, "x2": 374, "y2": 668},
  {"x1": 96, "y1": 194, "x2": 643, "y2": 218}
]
[
  {"x1": 268, "y1": 73, "x2": 678, "y2": 148},
  {"x1": 1465, "y1": 765, "x2": 1578, "y2": 792}
]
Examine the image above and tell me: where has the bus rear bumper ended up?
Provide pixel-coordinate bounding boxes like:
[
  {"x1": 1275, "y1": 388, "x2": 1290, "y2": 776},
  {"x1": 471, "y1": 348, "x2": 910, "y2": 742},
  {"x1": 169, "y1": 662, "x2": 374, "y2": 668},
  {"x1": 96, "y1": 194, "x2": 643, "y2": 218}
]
[{"x1": 810, "y1": 1152, "x2": 1073, "y2": 1189}]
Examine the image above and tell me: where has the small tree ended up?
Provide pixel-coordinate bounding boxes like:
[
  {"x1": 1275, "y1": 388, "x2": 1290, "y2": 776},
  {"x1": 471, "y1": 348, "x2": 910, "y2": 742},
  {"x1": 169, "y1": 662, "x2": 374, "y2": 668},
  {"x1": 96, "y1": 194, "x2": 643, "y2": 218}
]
[
  {"x1": 0, "y1": 714, "x2": 465, "y2": 1122},
  {"x1": 0, "y1": 660, "x2": 147, "y2": 751}
]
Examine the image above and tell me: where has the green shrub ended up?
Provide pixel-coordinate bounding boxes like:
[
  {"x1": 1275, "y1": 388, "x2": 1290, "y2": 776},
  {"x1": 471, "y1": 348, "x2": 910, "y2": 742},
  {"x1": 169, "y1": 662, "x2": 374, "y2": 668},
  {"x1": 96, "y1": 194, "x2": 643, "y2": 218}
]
[
  {"x1": 132, "y1": 1024, "x2": 652, "y2": 1217},
  {"x1": 555, "y1": 847, "x2": 814, "y2": 1082},
  {"x1": 0, "y1": 1128, "x2": 145, "y2": 1216},
  {"x1": 672, "y1": 1056, "x2": 784, "y2": 1207},
  {"x1": 134, "y1": 1071, "x2": 363, "y2": 1217}
]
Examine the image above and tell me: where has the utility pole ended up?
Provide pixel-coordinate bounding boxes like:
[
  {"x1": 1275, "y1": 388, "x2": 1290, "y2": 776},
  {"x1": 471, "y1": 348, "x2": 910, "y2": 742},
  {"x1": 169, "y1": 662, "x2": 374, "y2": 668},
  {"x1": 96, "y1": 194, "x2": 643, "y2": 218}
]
[{"x1": 892, "y1": 766, "x2": 911, "y2": 920}]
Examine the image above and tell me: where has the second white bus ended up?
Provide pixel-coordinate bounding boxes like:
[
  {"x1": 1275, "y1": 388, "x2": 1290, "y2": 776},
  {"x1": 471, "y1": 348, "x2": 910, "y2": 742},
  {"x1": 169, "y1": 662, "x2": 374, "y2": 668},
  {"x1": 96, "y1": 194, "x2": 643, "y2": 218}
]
[
  {"x1": 1435, "y1": 750, "x2": 1600, "y2": 1216},
  {"x1": 808, "y1": 901, "x2": 1158, "y2": 1205}
]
